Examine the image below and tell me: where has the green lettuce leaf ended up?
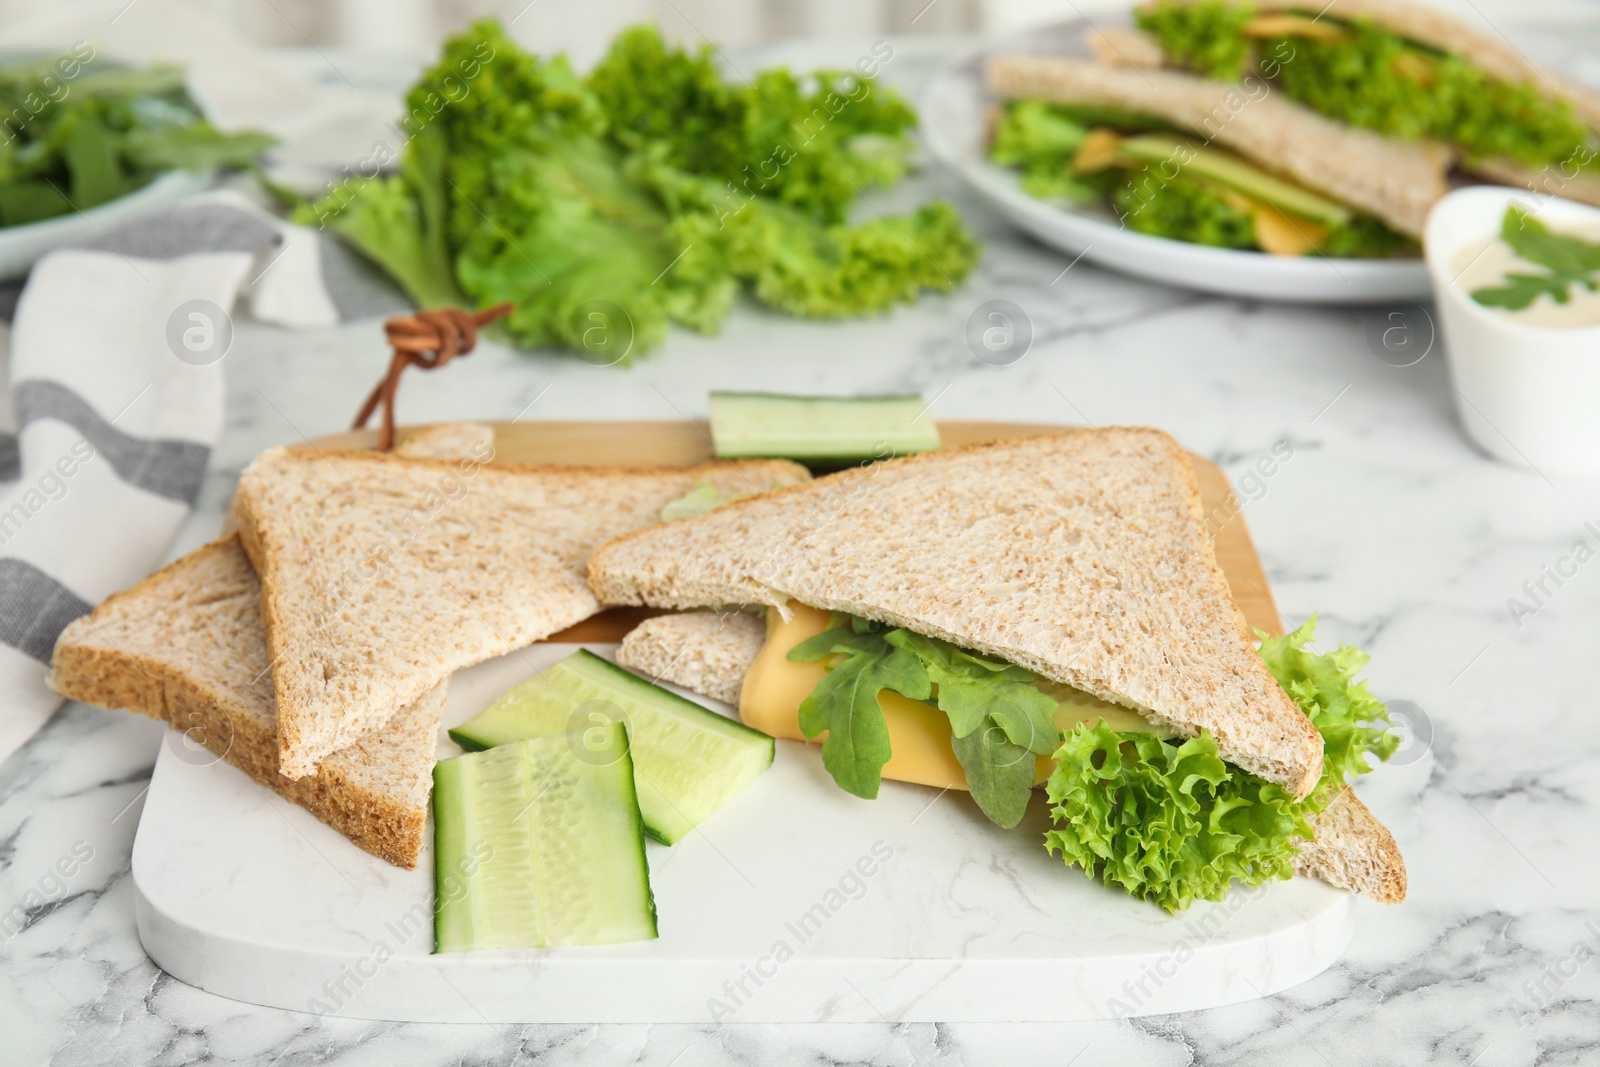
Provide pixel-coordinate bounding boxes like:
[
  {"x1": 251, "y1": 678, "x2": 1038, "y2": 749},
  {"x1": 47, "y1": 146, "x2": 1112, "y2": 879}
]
[
  {"x1": 1045, "y1": 726, "x2": 1308, "y2": 912},
  {"x1": 292, "y1": 121, "x2": 466, "y2": 309},
  {"x1": 1137, "y1": 1, "x2": 1593, "y2": 168},
  {"x1": 1135, "y1": 0, "x2": 1255, "y2": 80},
  {"x1": 1045, "y1": 616, "x2": 1397, "y2": 912},
  {"x1": 590, "y1": 26, "x2": 916, "y2": 225},
  {"x1": 1255, "y1": 615, "x2": 1399, "y2": 807},
  {"x1": 1115, "y1": 177, "x2": 1257, "y2": 249},
  {"x1": 300, "y1": 21, "x2": 974, "y2": 359},
  {"x1": 989, "y1": 101, "x2": 1110, "y2": 204}
]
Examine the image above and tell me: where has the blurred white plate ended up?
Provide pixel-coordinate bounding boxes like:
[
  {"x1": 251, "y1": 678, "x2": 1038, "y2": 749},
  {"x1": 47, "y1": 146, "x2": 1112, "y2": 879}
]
[
  {"x1": 919, "y1": 18, "x2": 1432, "y2": 304},
  {"x1": 0, "y1": 169, "x2": 211, "y2": 279}
]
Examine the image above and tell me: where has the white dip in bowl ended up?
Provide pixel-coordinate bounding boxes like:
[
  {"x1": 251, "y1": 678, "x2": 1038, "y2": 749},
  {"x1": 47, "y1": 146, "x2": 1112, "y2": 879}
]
[{"x1": 1426, "y1": 185, "x2": 1600, "y2": 476}]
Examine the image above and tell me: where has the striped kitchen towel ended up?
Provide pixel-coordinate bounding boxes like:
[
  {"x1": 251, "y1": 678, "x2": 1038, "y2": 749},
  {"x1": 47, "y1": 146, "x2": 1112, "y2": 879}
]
[{"x1": 0, "y1": 194, "x2": 407, "y2": 762}]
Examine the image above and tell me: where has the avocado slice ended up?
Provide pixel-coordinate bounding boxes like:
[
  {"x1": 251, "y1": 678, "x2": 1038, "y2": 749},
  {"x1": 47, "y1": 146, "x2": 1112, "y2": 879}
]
[{"x1": 1117, "y1": 134, "x2": 1353, "y2": 228}]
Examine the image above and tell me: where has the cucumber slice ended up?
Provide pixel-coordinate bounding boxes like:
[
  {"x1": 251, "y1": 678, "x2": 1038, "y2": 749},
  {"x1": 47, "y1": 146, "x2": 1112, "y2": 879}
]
[
  {"x1": 709, "y1": 391, "x2": 941, "y2": 465},
  {"x1": 1117, "y1": 134, "x2": 1353, "y2": 229},
  {"x1": 450, "y1": 650, "x2": 774, "y2": 845},
  {"x1": 433, "y1": 727, "x2": 657, "y2": 952}
]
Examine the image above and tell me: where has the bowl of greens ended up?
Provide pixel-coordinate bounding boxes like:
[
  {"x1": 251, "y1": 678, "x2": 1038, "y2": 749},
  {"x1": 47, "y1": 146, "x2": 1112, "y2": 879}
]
[{"x1": 0, "y1": 52, "x2": 274, "y2": 277}]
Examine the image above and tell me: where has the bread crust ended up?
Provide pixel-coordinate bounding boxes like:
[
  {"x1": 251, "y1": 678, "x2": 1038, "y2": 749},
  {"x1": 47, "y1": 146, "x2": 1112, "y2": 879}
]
[
  {"x1": 1296, "y1": 787, "x2": 1407, "y2": 903},
  {"x1": 48, "y1": 537, "x2": 440, "y2": 868}
]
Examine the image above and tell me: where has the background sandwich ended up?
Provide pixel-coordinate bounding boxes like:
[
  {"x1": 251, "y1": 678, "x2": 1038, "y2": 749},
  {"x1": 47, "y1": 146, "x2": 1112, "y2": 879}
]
[
  {"x1": 592, "y1": 429, "x2": 1406, "y2": 911},
  {"x1": 1131, "y1": 0, "x2": 1600, "y2": 204},
  {"x1": 986, "y1": 55, "x2": 1447, "y2": 255}
]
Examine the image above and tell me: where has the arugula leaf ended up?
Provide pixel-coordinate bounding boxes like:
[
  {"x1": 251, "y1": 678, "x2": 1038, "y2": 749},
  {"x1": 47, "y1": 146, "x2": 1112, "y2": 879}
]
[
  {"x1": 952, "y1": 724, "x2": 1037, "y2": 829},
  {"x1": 1044, "y1": 617, "x2": 1399, "y2": 912},
  {"x1": 885, "y1": 629, "x2": 1059, "y2": 827},
  {"x1": 0, "y1": 55, "x2": 273, "y2": 226},
  {"x1": 790, "y1": 619, "x2": 1059, "y2": 825},
  {"x1": 1469, "y1": 206, "x2": 1600, "y2": 311},
  {"x1": 1501, "y1": 205, "x2": 1600, "y2": 274},
  {"x1": 884, "y1": 630, "x2": 1057, "y2": 752},
  {"x1": 789, "y1": 625, "x2": 929, "y2": 799}
]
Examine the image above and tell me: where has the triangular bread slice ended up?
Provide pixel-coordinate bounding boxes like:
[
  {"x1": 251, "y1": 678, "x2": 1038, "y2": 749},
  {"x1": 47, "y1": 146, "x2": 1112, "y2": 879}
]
[
  {"x1": 45, "y1": 424, "x2": 495, "y2": 868},
  {"x1": 984, "y1": 55, "x2": 1450, "y2": 239},
  {"x1": 1296, "y1": 787, "x2": 1406, "y2": 903},
  {"x1": 233, "y1": 448, "x2": 810, "y2": 778},
  {"x1": 49, "y1": 536, "x2": 443, "y2": 868},
  {"x1": 589, "y1": 429, "x2": 1325, "y2": 798}
]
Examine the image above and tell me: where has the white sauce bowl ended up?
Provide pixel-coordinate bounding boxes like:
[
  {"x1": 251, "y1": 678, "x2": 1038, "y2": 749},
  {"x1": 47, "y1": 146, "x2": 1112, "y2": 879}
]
[{"x1": 1426, "y1": 185, "x2": 1600, "y2": 476}]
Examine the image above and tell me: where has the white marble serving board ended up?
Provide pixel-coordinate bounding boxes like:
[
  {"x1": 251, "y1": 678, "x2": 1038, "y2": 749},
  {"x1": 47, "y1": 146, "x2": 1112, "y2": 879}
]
[{"x1": 130, "y1": 643, "x2": 1353, "y2": 1024}]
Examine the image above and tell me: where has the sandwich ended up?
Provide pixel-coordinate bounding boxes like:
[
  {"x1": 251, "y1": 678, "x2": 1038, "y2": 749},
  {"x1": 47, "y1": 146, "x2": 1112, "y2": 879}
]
[
  {"x1": 986, "y1": 55, "x2": 1446, "y2": 256},
  {"x1": 1127, "y1": 0, "x2": 1600, "y2": 205},
  {"x1": 228, "y1": 446, "x2": 809, "y2": 778},
  {"x1": 47, "y1": 423, "x2": 488, "y2": 868},
  {"x1": 592, "y1": 429, "x2": 1406, "y2": 911}
]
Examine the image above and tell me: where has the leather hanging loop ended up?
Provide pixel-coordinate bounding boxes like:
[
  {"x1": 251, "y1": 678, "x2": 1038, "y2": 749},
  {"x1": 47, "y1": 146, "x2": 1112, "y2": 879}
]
[{"x1": 353, "y1": 302, "x2": 513, "y2": 451}]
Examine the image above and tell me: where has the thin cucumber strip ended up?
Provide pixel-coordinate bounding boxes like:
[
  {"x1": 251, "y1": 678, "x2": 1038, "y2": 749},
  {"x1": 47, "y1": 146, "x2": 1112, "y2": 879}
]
[
  {"x1": 1117, "y1": 134, "x2": 1353, "y2": 228},
  {"x1": 709, "y1": 391, "x2": 941, "y2": 463},
  {"x1": 451, "y1": 650, "x2": 774, "y2": 845},
  {"x1": 432, "y1": 727, "x2": 657, "y2": 952}
]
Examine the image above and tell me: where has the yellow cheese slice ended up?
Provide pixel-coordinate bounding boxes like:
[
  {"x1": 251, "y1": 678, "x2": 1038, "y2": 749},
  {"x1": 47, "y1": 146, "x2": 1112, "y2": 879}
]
[{"x1": 737, "y1": 603, "x2": 1169, "y2": 792}]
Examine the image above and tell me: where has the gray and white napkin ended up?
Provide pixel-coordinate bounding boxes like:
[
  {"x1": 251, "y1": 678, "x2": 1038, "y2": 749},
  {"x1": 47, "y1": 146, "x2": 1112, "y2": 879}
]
[{"x1": 0, "y1": 194, "x2": 406, "y2": 762}]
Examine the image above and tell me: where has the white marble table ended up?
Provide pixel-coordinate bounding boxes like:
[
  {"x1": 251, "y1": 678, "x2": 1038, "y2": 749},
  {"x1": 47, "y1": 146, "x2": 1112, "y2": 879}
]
[{"x1": 5, "y1": 27, "x2": 1600, "y2": 1067}]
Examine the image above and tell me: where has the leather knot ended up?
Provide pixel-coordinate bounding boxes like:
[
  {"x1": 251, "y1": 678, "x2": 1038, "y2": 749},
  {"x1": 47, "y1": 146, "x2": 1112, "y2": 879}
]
[{"x1": 354, "y1": 302, "x2": 513, "y2": 451}]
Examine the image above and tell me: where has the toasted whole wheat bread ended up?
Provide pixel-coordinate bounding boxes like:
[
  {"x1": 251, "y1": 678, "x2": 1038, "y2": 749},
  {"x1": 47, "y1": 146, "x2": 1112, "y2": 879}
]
[
  {"x1": 1085, "y1": 25, "x2": 1166, "y2": 69},
  {"x1": 45, "y1": 423, "x2": 499, "y2": 867},
  {"x1": 1147, "y1": 0, "x2": 1600, "y2": 130},
  {"x1": 1296, "y1": 787, "x2": 1407, "y2": 903},
  {"x1": 234, "y1": 449, "x2": 810, "y2": 778},
  {"x1": 984, "y1": 55, "x2": 1450, "y2": 238},
  {"x1": 390, "y1": 421, "x2": 497, "y2": 459},
  {"x1": 48, "y1": 537, "x2": 444, "y2": 868},
  {"x1": 589, "y1": 429, "x2": 1325, "y2": 798},
  {"x1": 615, "y1": 610, "x2": 766, "y2": 705},
  {"x1": 1467, "y1": 157, "x2": 1600, "y2": 211}
]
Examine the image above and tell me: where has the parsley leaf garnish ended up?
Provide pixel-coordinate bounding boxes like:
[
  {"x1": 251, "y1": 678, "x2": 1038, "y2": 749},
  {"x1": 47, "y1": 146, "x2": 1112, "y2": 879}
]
[{"x1": 1471, "y1": 206, "x2": 1600, "y2": 311}]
